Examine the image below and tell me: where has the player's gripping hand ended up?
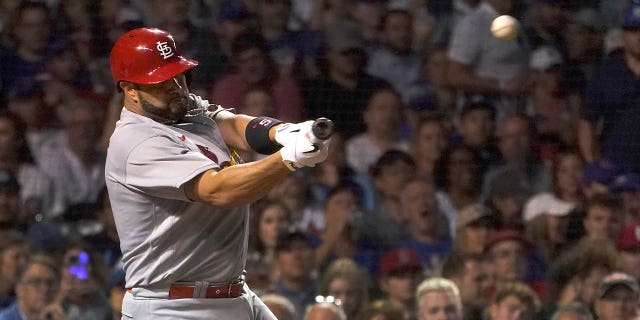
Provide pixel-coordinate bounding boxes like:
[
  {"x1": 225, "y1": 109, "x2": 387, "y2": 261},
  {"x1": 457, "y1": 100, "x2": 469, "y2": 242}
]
[
  {"x1": 280, "y1": 131, "x2": 330, "y2": 171},
  {"x1": 274, "y1": 120, "x2": 314, "y2": 147}
]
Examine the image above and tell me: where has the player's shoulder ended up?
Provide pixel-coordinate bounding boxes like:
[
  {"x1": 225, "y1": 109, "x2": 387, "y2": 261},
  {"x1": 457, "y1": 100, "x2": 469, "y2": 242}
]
[
  {"x1": 108, "y1": 115, "x2": 182, "y2": 159},
  {"x1": 111, "y1": 121, "x2": 179, "y2": 150}
]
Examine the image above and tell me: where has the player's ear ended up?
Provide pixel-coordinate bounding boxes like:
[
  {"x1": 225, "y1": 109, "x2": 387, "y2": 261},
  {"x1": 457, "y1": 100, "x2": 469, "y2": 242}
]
[{"x1": 121, "y1": 82, "x2": 138, "y2": 99}]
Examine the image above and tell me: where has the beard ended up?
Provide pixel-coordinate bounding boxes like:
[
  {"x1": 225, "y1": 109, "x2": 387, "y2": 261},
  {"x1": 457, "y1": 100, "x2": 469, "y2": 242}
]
[{"x1": 140, "y1": 93, "x2": 189, "y2": 124}]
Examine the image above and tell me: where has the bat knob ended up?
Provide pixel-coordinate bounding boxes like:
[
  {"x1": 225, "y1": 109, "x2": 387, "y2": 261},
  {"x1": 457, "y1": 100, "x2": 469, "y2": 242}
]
[{"x1": 312, "y1": 117, "x2": 334, "y2": 140}]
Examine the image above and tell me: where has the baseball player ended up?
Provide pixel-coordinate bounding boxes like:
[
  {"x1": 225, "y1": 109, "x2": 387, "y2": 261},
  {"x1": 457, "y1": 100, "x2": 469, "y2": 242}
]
[{"x1": 105, "y1": 28, "x2": 330, "y2": 319}]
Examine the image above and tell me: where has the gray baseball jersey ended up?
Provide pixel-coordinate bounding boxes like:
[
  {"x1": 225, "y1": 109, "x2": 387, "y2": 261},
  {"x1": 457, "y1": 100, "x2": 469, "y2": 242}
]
[{"x1": 105, "y1": 107, "x2": 248, "y2": 289}]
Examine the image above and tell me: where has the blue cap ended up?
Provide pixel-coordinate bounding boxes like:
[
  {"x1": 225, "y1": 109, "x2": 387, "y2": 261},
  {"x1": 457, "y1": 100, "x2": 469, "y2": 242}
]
[
  {"x1": 611, "y1": 173, "x2": 640, "y2": 193},
  {"x1": 26, "y1": 222, "x2": 66, "y2": 253},
  {"x1": 623, "y1": 5, "x2": 640, "y2": 28},
  {"x1": 217, "y1": 0, "x2": 249, "y2": 22},
  {"x1": 583, "y1": 159, "x2": 619, "y2": 186}
]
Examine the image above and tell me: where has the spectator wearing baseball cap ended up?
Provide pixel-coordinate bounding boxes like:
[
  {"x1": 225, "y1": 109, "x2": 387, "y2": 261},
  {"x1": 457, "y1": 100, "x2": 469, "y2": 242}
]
[
  {"x1": 617, "y1": 222, "x2": 640, "y2": 283},
  {"x1": 453, "y1": 203, "x2": 496, "y2": 254},
  {"x1": 483, "y1": 230, "x2": 548, "y2": 299},
  {"x1": 582, "y1": 160, "x2": 619, "y2": 200},
  {"x1": 593, "y1": 272, "x2": 639, "y2": 320},
  {"x1": 483, "y1": 231, "x2": 528, "y2": 288},
  {"x1": 580, "y1": 3, "x2": 640, "y2": 175},
  {"x1": 451, "y1": 101, "x2": 501, "y2": 180},
  {"x1": 528, "y1": 45, "x2": 578, "y2": 145},
  {"x1": 564, "y1": 6, "x2": 605, "y2": 78},
  {"x1": 523, "y1": 193, "x2": 575, "y2": 222},
  {"x1": 274, "y1": 228, "x2": 317, "y2": 317},
  {"x1": 378, "y1": 247, "x2": 423, "y2": 320},
  {"x1": 523, "y1": 192, "x2": 575, "y2": 265},
  {"x1": 610, "y1": 173, "x2": 640, "y2": 223}
]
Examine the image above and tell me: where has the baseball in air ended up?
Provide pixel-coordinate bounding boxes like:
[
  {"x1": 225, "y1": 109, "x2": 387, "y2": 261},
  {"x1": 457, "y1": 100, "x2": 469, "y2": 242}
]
[{"x1": 491, "y1": 15, "x2": 519, "y2": 41}]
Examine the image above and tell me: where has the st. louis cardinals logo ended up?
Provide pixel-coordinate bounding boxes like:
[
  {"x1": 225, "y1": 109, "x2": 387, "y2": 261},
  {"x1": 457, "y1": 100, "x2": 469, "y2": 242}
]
[{"x1": 156, "y1": 41, "x2": 174, "y2": 59}]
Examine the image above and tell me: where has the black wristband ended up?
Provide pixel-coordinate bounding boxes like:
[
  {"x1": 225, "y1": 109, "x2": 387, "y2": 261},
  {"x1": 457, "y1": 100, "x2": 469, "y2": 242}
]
[{"x1": 245, "y1": 117, "x2": 284, "y2": 155}]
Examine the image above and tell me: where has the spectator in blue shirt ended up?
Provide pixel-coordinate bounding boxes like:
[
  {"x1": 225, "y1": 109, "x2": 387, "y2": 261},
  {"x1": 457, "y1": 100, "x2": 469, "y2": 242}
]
[{"x1": 579, "y1": 4, "x2": 640, "y2": 173}]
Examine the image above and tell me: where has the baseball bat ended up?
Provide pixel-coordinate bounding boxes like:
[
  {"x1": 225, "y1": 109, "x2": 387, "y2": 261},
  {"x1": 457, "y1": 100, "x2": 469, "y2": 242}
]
[{"x1": 312, "y1": 117, "x2": 334, "y2": 140}]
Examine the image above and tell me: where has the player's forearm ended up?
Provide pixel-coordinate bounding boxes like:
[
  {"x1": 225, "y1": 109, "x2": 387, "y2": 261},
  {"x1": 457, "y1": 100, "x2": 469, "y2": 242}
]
[
  {"x1": 216, "y1": 113, "x2": 283, "y2": 152},
  {"x1": 185, "y1": 153, "x2": 291, "y2": 207}
]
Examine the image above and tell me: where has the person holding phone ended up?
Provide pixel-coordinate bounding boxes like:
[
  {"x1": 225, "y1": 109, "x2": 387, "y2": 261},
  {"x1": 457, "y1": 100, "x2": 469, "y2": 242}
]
[
  {"x1": 0, "y1": 255, "x2": 65, "y2": 320},
  {"x1": 56, "y1": 244, "x2": 110, "y2": 320}
]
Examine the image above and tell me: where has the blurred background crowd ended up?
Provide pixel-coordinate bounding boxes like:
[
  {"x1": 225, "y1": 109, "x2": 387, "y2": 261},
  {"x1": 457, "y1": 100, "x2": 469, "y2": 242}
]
[{"x1": 0, "y1": 0, "x2": 639, "y2": 319}]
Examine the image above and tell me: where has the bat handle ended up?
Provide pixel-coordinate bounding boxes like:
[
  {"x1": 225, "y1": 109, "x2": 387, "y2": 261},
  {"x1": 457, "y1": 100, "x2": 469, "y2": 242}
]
[{"x1": 311, "y1": 117, "x2": 334, "y2": 141}]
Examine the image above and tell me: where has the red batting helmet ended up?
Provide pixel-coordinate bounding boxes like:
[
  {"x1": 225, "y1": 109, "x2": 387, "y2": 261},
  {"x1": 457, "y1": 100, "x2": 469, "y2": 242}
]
[{"x1": 110, "y1": 28, "x2": 198, "y2": 87}]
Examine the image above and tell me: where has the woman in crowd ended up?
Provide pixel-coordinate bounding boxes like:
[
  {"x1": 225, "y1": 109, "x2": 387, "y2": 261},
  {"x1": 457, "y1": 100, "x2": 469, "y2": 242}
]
[
  {"x1": 453, "y1": 203, "x2": 495, "y2": 254},
  {"x1": 0, "y1": 111, "x2": 62, "y2": 221},
  {"x1": 246, "y1": 198, "x2": 292, "y2": 294},
  {"x1": 317, "y1": 258, "x2": 369, "y2": 320}
]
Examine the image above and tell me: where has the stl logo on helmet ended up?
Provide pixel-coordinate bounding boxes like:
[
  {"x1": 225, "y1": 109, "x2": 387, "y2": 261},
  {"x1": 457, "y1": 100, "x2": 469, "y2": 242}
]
[{"x1": 156, "y1": 41, "x2": 174, "y2": 60}]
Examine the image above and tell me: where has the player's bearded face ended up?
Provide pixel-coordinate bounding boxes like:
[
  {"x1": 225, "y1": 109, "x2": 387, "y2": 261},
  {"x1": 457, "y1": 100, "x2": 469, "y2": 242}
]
[
  {"x1": 139, "y1": 92, "x2": 188, "y2": 124},
  {"x1": 136, "y1": 75, "x2": 190, "y2": 124}
]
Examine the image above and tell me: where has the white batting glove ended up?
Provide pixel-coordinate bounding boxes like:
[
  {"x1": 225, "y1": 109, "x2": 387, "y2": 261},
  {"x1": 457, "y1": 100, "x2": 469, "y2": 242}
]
[
  {"x1": 280, "y1": 133, "x2": 330, "y2": 171},
  {"x1": 274, "y1": 120, "x2": 314, "y2": 147}
]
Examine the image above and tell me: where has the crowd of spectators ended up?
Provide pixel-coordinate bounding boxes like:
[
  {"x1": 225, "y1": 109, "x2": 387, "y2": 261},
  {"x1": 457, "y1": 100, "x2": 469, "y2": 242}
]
[{"x1": 0, "y1": 0, "x2": 640, "y2": 319}]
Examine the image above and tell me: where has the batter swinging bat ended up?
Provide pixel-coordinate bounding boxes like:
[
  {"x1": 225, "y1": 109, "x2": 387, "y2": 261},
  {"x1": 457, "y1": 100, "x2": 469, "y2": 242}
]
[{"x1": 311, "y1": 117, "x2": 334, "y2": 141}]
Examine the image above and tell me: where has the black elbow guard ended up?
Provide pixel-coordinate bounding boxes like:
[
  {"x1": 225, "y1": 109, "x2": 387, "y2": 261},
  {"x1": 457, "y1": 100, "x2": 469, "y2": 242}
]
[{"x1": 245, "y1": 117, "x2": 284, "y2": 154}]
